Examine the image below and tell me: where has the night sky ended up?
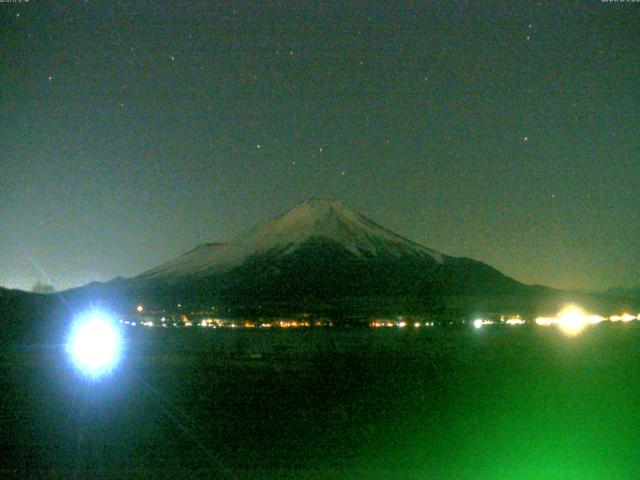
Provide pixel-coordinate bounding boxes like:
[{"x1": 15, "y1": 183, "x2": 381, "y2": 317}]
[{"x1": 1, "y1": 1, "x2": 638, "y2": 292}]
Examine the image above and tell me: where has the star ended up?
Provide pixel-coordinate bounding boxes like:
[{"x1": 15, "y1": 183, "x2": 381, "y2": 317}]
[
  {"x1": 256, "y1": 144, "x2": 262, "y2": 149},
  {"x1": 523, "y1": 136, "x2": 529, "y2": 142}
]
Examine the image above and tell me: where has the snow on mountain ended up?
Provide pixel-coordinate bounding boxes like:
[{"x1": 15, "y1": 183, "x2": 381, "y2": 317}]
[
  {"x1": 137, "y1": 198, "x2": 444, "y2": 282},
  {"x1": 138, "y1": 242, "x2": 231, "y2": 280}
]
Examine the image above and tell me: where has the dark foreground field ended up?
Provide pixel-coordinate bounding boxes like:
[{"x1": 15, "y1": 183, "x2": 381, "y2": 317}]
[{"x1": 2, "y1": 324, "x2": 640, "y2": 479}]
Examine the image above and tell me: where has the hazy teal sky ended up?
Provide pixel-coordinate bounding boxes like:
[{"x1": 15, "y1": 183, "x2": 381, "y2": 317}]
[{"x1": 1, "y1": 1, "x2": 638, "y2": 292}]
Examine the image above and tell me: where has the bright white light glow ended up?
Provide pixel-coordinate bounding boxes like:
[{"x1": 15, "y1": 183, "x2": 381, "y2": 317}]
[
  {"x1": 556, "y1": 305, "x2": 588, "y2": 336},
  {"x1": 534, "y1": 304, "x2": 602, "y2": 337},
  {"x1": 473, "y1": 318, "x2": 494, "y2": 329},
  {"x1": 67, "y1": 311, "x2": 122, "y2": 378}
]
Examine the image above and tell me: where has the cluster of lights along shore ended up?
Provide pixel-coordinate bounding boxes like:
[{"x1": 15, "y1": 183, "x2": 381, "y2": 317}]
[
  {"x1": 126, "y1": 304, "x2": 639, "y2": 336},
  {"x1": 473, "y1": 304, "x2": 640, "y2": 337}
]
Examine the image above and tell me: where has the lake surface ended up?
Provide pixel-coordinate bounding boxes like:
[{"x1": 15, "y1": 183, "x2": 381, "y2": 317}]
[{"x1": 2, "y1": 324, "x2": 640, "y2": 479}]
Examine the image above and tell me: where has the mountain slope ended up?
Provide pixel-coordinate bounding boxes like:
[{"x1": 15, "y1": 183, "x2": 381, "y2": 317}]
[
  {"x1": 137, "y1": 198, "x2": 444, "y2": 282},
  {"x1": 131, "y1": 198, "x2": 527, "y2": 314},
  {"x1": 605, "y1": 286, "x2": 640, "y2": 299}
]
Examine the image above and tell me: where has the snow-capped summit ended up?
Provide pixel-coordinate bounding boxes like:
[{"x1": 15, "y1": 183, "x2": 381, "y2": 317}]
[
  {"x1": 235, "y1": 197, "x2": 443, "y2": 261},
  {"x1": 129, "y1": 197, "x2": 529, "y2": 314},
  {"x1": 137, "y1": 198, "x2": 444, "y2": 282}
]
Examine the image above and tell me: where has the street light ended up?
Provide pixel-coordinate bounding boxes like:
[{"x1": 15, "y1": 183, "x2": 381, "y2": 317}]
[{"x1": 66, "y1": 309, "x2": 122, "y2": 378}]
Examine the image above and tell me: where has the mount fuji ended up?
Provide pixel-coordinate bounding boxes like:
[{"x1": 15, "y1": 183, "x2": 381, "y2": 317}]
[
  {"x1": 2, "y1": 200, "x2": 636, "y2": 337},
  {"x1": 130, "y1": 198, "x2": 528, "y2": 315},
  {"x1": 138, "y1": 198, "x2": 445, "y2": 281}
]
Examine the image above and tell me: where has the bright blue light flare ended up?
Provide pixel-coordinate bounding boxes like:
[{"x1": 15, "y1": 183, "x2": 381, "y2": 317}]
[{"x1": 66, "y1": 310, "x2": 122, "y2": 378}]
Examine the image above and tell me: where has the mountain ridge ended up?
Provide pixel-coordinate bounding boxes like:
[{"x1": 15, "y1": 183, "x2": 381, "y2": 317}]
[
  {"x1": 136, "y1": 198, "x2": 447, "y2": 283},
  {"x1": 125, "y1": 198, "x2": 534, "y2": 316},
  {"x1": 2, "y1": 201, "x2": 639, "y2": 337}
]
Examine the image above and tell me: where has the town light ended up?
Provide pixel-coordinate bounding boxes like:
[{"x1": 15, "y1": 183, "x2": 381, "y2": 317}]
[
  {"x1": 505, "y1": 316, "x2": 525, "y2": 325},
  {"x1": 66, "y1": 310, "x2": 122, "y2": 378},
  {"x1": 556, "y1": 305, "x2": 588, "y2": 336},
  {"x1": 473, "y1": 318, "x2": 493, "y2": 329},
  {"x1": 535, "y1": 317, "x2": 553, "y2": 327},
  {"x1": 536, "y1": 304, "x2": 601, "y2": 337}
]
